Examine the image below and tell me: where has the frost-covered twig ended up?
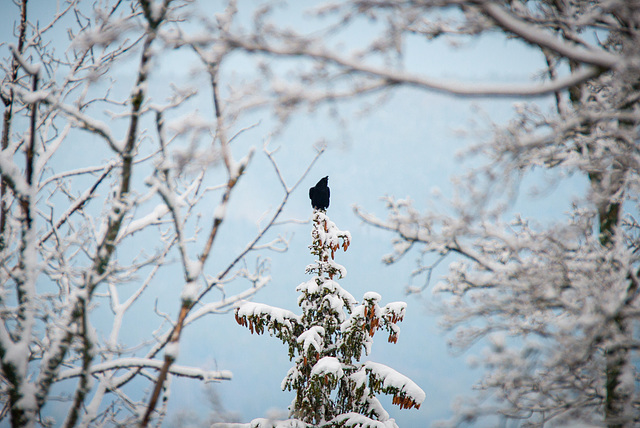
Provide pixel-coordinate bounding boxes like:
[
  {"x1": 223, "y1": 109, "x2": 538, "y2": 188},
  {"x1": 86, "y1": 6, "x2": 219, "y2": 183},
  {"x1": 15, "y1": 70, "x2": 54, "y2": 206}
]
[
  {"x1": 39, "y1": 163, "x2": 114, "y2": 245},
  {"x1": 196, "y1": 142, "x2": 324, "y2": 301},
  {"x1": 223, "y1": 35, "x2": 607, "y2": 98},
  {"x1": 57, "y1": 358, "x2": 232, "y2": 382},
  {"x1": 479, "y1": 3, "x2": 617, "y2": 69}
]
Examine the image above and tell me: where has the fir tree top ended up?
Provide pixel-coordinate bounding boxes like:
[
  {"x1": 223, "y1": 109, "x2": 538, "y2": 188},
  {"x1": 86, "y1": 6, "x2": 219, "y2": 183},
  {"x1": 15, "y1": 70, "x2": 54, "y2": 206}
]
[{"x1": 235, "y1": 211, "x2": 425, "y2": 427}]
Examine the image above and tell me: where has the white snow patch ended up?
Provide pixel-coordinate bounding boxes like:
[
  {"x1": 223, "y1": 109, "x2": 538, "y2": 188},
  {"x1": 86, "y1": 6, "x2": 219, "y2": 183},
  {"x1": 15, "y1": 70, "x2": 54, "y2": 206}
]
[
  {"x1": 213, "y1": 202, "x2": 227, "y2": 221},
  {"x1": 329, "y1": 413, "x2": 397, "y2": 428},
  {"x1": 180, "y1": 280, "x2": 200, "y2": 303},
  {"x1": 15, "y1": 381, "x2": 37, "y2": 412},
  {"x1": 297, "y1": 326, "x2": 324, "y2": 353},
  {"x1": 363, "y1": 292, "x2": 381, "y2": 303},
  {"x1": 238, "y1": 302, "x2": 300, "y2": 326},
  {"x1": 311, "y1": 356, "x2": 343, "y2": 379},
  {"x1": 364, "y1": 361, "x2": 426, "y2": 405},
  {"x1": 165, "y1": 342, "x2": 180, "y2": 360}
]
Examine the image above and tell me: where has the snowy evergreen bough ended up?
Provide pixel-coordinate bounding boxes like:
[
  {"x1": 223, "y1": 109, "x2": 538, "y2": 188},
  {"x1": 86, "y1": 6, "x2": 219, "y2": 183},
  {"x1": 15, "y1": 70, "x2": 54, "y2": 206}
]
[{"x1": 236, "y1": 211, "x2": 425, "y2": 427}]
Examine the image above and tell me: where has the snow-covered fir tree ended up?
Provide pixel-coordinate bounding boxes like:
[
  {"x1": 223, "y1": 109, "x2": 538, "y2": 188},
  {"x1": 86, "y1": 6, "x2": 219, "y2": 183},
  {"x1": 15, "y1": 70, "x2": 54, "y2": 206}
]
[{"x1": 235, "y1": 211, "x2": 425, "y2": 427}]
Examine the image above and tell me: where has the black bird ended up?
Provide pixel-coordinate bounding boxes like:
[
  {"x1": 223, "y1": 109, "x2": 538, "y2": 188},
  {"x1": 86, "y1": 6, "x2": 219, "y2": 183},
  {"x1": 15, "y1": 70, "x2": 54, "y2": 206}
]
[{"x1": 309, "y1": 176, "x2": 330, "y2": 211}]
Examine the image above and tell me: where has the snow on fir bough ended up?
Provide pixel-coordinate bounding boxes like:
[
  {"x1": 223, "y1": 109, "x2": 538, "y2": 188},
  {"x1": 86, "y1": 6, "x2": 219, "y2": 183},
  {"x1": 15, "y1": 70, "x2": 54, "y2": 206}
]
[{"x1": 234, "y1": 211, "x2": 425, "y2": 427}]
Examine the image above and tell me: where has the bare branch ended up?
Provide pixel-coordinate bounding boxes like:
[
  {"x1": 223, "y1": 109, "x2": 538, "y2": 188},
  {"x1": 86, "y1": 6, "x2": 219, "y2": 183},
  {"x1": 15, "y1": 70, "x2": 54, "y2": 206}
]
[
  {"x1": 478, "y1": 2, "x2": 618, "y2": 69},
  {"x1": 57, "y1": 358, "x2": 232, "y2": 382},
  {"x1": 223, "y1": 35, "x2": 606, "y2": 98}
]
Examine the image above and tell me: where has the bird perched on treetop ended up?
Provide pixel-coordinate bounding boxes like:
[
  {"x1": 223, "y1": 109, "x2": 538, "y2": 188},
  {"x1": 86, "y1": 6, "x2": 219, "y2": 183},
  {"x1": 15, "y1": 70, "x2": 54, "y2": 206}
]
[{"x1": 309, "y1": 176, "x2": 330, "y2": 211}]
